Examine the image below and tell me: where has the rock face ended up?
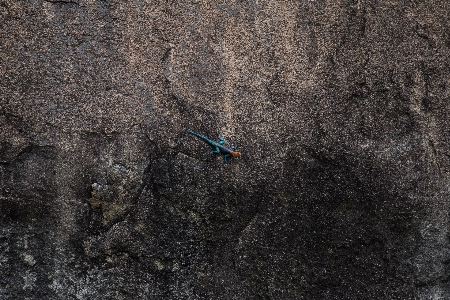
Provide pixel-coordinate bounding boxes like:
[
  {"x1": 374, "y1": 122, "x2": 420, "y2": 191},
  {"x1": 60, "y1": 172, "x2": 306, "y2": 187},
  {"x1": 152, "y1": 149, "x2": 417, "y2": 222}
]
[{"x1": 1, "y1": 0, "x2": 450, "y2": 299}]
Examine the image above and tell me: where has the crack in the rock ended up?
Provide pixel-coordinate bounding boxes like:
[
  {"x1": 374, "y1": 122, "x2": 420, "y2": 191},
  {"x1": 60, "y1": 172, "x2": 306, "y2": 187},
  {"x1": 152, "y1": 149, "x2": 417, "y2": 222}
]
[{"x1": 45, "y1": 0, "x2": 80, "y2": 6}]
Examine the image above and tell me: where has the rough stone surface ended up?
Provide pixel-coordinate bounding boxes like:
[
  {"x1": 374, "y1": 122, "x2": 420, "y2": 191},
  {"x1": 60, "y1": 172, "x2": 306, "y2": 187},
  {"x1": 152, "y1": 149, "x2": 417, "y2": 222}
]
[{"x1": 1, "y1": 0, "x2": 450, "y2": 299}]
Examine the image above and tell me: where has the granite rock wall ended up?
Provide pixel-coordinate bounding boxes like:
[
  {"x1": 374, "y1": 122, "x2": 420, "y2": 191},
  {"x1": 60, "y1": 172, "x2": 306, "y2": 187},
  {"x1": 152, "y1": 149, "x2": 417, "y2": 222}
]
[{"x1": 1, "y1": 0, "x2": 450, "y2": 299}]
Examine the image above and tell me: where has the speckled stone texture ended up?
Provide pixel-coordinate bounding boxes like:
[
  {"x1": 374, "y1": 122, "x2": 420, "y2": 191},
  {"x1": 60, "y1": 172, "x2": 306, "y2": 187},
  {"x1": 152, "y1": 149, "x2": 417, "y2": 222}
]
[{"x1": 1, "y1": 0, "x2": 450, "y2": 299}]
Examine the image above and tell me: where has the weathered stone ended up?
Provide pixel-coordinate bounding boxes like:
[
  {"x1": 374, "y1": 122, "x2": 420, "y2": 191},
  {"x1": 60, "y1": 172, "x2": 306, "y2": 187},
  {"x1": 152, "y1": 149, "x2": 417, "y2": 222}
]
[{"x1": 1, "y1": 0, "x2": 450, "y2": 299}]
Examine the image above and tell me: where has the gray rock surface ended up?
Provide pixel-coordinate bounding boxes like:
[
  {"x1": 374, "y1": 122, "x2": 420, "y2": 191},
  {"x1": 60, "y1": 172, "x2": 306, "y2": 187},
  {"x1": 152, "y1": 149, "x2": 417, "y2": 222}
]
[{"x1": 1, "y1": 0, "x2": 450, "y2": 299}]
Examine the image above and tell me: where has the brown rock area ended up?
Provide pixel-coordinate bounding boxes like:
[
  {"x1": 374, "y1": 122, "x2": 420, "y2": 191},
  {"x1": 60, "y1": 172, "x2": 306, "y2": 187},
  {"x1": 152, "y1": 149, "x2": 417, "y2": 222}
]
[{"x1": 1, "y1": 0, "x2": 450, "y2": 299}]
